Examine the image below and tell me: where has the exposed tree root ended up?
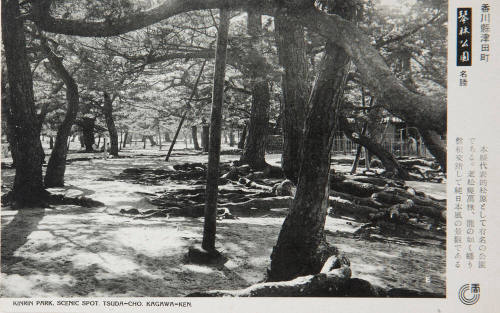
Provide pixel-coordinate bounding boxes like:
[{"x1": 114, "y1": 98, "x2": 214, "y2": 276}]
[
  {"x1": 187, "y1": 254, "x2": 444, "y2": 297},
  {"x1": 123, "y1": 196, "x2": 294, "y2": 219},
  {"x1": 115, "y1": 163, "x2": 445, "y2": 236}
]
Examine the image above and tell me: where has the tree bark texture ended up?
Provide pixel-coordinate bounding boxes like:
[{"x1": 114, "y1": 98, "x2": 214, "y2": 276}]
[
  {"x1": 274, "y1": 12, "x2": 309, "y2": 183},
  {"x1": 202, "y1": 8, "x2": 230, "y2": 251},
  {"x1": 2, "y1": 0, "x2": 46, "y2": 203},
  {"x1": 304, "y1": 10, "x2": 446, "y2": 135},
  {"x1": 240, "y1": 10, "x2": 270, "y2": 170},
  {"x1": 1, "y1": 69, "x2": 18, "y2": 167},
  {"x1": 268, "y1": 41, "x2": 351, "y2": 282},
  {"x1": 103, "y1": 92, "x2": 119, "y2": 156},
  {"x1": 41, "y1": 36, "x2": 80, "y2": 187}
]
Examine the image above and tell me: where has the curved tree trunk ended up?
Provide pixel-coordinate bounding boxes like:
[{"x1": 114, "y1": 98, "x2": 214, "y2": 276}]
[
  {"x1": 268, "y1": 41, "x2": 351, "y2": 282},
  {"x1": 103, "y1": 92, "x2": 119, "y2": 157},
  {"x1": 420, "y1": 128, "x2": 447, "y2": 172},
  {"x1": 202, "y1": 8, "x2": 230, "y2": 252},
  {"x1": 304, "y1": 9, "x2": 446, "y2": 135},
  {"x1": 2, "y1": 0, "x2": 46, "y2": 204},
  {"x1": 339, "y1": 116, "x2": 409, "y2": 180},
  {"x1": 41, "y1": 36, "x2": 80, "y2": 187},
  {"x1": 275, "y1": 12, "x2": 309, "y2": 183}
]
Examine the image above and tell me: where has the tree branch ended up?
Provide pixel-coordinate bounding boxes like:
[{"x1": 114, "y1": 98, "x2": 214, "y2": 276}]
[
  {"x1": 375, "y1": 13, "x2": 444, "y2": 49},
  {"x1": 32, "y1": 0, "x2": 272, "y2": 37}
]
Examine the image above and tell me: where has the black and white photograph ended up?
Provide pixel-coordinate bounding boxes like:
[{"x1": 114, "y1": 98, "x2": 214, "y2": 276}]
[{"x1": 0, "y1": 0, "x2": 494, "y2": 310}]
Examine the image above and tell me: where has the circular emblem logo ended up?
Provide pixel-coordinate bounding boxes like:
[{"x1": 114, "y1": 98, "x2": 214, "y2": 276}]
[{"x1": 458, "y1": 283, "x2": 480, "y2": 305}]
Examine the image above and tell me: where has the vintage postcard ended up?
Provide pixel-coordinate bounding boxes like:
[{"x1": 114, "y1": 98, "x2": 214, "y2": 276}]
[{"x1": 0, "y1": 0, "x2": 498, "y2": 312}]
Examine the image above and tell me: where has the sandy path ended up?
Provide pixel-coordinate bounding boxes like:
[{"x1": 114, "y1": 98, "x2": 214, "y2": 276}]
[{"x1": 1, "y1": 149, "x2": 445, "y2": 297}]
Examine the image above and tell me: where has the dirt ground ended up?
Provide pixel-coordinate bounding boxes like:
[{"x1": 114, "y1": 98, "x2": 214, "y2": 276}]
[{"x1": 0, "y1": 144, "x2": 446, "y2": 297}]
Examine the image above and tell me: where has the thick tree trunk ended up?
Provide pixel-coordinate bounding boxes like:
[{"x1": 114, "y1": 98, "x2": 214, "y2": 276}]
[
  {"x1": 305, "y1": 10, "x2": 446, "y2": 135},
  {"x1": 81, "y1": 118, "x2": 95, "y2": 152},
  {"x1": 240, "y1": 10, "x2": 270, "y2": 170},
  {"x1": 192, "y1": 126, "x2": 201, "y2": 150},
  {"x1": 240, "y1": 80, "x2": 269, "y2": 169},
  {"x1": 274, "y1": 12, "x2": 309, "y2": 183},
  {"x1": 1, "y1": 75, "x2": 18, "y2": 167},
  {"x1": 41, "y1": 36, "x2": 80, "y2": 187},
  {"x1": 340, "y1": 116, "x2": 409, "y2": 180},
  {"x1": 103, "y1": 92, "x2": 119, "y2": 157},
  {"x1": 202, "y1": 8, "x2": 230, "y2": 252},
  {"x1": 2, "y1": 0, "x2": 46, "y2": 204},
  {"x1": 201, "y1": 125, "x2": 210, "y2": 152},
  {"x1": 268, "y1": 41, "x2": 351, "y2": 282},
  {"x1": 420, "y1": 129, "x2": 447, "y2": 172},
  {"x1": 238, "y1": 124, "x2": 247, "y2": 149}
]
